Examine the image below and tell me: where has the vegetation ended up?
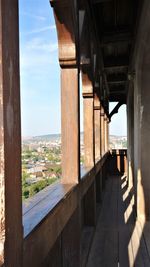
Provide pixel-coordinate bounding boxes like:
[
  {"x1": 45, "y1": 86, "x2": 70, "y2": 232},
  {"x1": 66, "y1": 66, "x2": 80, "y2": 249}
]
[
  {"x1": 80, "y1": 155, "x2": 84, "y2": 164},
  {"x1": 22, "y1": 177, "x2": 58, "y2": 200},
  {"x1": 22, "y1": 145, "x2": 62, "y2": 200}
]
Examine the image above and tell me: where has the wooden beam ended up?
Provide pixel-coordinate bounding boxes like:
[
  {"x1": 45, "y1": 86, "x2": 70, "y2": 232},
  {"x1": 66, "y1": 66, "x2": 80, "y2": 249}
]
[
  {"x1": 107, "y1": 73, "x2": 127, "y2": 82},
  {"x1": 100, "y1": 107, "x2": 105, "y2": 156},
  {"x1": 108, "y1": 81, "x2": 126, "y2": 85},
  {"x1": 104, "y1": 56, "x2": 129, "y2": 68},
  {"x1": 101, "y1": 32, "x2": 132, "y2": 46},
  {"x1": 104, "y1": 115, "x2": 109, "y2": 152},
  {"x1": 83, "y1": 96, "x2": 95, "y2": 167},
  {"x1": 82, "y1": 69, "x2": 95, "y2": 167},
  {"x1": 61, "y1": 69, "x2": 80, "y2": 184},
  {"x1": 109, "y1": 90, "x2": 126, "y2": 95},
  {"x1": 93, "y1": 0, "x2": 112, "y2": 4},
  {"x1": 109, "y1": 96, "x2": 126, "y2": 102},
  {"x1": 51, "y1": 0, "x2": 80, "y2": 184},
  {"x1": 105, "y1": 65, "x2": 128, "y2": 72},
  {"x1": 50, "y1": 0, "x2": 77, "y2": 68},
  {"x1": 103, "y1": 72, "x2": 109, "y2": 96},
  {"x1": 0, "y1": 1, "x2": 23, "y2": 266},
  {"x1": 94, "y1": 95, "x2": 101, "y2": 161}
]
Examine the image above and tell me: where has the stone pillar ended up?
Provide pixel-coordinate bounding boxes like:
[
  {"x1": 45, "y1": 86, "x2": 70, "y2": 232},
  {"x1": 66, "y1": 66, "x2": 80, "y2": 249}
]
[{"x1": 0, "y1": 1, "x2": 23, "y2": 266}]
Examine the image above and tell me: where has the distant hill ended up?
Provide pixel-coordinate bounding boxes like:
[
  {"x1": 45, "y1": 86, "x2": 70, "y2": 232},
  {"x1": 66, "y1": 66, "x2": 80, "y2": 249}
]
[
  {"x1": 22, "y1": 134, "x2": 61, "y2": 143},
  {"x1": 33, "y1": 134, "x2": 61, "y2": 141},
  {"x1": 23, "y1": 133, "x2": 126, "y2": 143},
  {"x1": 110, "y1": 135, "x2": 127, "y2": 138}
]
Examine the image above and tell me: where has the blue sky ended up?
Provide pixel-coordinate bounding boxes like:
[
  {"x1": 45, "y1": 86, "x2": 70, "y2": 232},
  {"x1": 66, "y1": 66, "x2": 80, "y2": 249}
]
[
  {"x1": 19, "y1": 0, "x2": 61, "y2": 136},
  {"x1": 109, "y1": 104, "x2": 127, "y2": 136},
  {"x1": 19, "y1": 0, "x2": 127, "y2": 137}
]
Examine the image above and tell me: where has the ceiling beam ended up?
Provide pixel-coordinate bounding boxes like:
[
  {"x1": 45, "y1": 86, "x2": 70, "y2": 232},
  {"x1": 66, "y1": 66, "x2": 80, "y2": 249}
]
[
  {"x1": 88, "y1": 0, "x2": 110, "y2": 113},
  {"x1": 104, "y1": 56, "x2": 129, "y2": 67},
  {"x1": 109, "y1": 90, "x2": 125, "y2": 94},
  {"x1": 108, "y1": 80, "x2": 126, "y2": 85},
  {"x1": 102, "y1": 32, "x2": 131, "y2": 42},
  {"x1": 109, "y1": 95, "x2": 126, "y2": 102},
  {"x1": 107, "y1": 73, "x2": 127, "y2": 82},
  {"x1": 101, "y1": 32, "x2": 132, "y2": 46},
  {"x1": 103, "y1": 73, "x2": 109, "y2": 95},
  {"x1": 93, "y1": 0, "x2": 112, "y2": 4},
  {"x1": 104, "y1": 65, "x2": 128, "y2": 72}
]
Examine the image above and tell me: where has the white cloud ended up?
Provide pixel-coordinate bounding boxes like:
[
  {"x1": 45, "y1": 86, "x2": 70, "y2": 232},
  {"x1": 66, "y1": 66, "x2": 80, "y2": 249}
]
[
  {"x1": 24, "y1": 38, "x2": 58, "y2": 53},
  {"x1": 20, "y1": 52, "x2": 55, "y2": 72},
  {"x1": 20, "y1": 11, "x2": 46, "y2": 21},
  {"x1": 20, "y1": 37, "x2": 58, "y2": 78},
  {"x1": 25, "y1": 25, "x2": 56, "y2": 35},
  {"x1": 50, "y1": 25, "x2": 56, "y2": 30}
]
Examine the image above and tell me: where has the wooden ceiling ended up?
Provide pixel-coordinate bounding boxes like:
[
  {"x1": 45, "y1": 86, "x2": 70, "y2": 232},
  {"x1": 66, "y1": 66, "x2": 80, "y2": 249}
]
[{"x1": 91, "y1": 0, "x2": 140, "y2": 102}]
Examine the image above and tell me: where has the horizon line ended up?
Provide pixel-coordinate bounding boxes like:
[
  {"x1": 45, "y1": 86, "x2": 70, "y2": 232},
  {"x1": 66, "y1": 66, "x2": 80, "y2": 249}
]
[{"x1": 22, "y1": 132, "x2": 127, "y2": 139}]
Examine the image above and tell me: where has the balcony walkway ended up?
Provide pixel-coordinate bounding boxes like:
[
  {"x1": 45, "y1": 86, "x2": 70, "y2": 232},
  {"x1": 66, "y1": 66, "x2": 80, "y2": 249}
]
[{"x1": 87, "y1": 175, "x2": 150, "y2": 267}]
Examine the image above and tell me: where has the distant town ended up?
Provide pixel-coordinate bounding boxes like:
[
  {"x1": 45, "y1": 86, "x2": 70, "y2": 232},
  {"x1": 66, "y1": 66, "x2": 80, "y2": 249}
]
[
  {"x1": 22, "y1": 133, "x2": 127, "y2": 200},
  {"x1": 109, "y1": 135, "x2": 127, "y2": 149}
]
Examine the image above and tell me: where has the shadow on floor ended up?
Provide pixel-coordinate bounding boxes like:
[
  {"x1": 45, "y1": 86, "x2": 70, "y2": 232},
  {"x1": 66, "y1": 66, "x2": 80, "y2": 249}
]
[{"x1": 86, "y1": 174, "x2": 150, "y2": 267}]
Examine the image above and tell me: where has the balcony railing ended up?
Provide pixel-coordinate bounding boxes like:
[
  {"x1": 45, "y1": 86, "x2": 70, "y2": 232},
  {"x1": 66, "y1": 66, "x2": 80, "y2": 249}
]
[{"x1": 22, "y1": 150, "x2": 127, "y2": 267}]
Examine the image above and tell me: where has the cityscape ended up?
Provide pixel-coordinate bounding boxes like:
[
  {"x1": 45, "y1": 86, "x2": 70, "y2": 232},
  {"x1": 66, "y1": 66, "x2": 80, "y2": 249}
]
[{"x1": 22, "y1": 133, "x2": 127, "y2": 200}]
